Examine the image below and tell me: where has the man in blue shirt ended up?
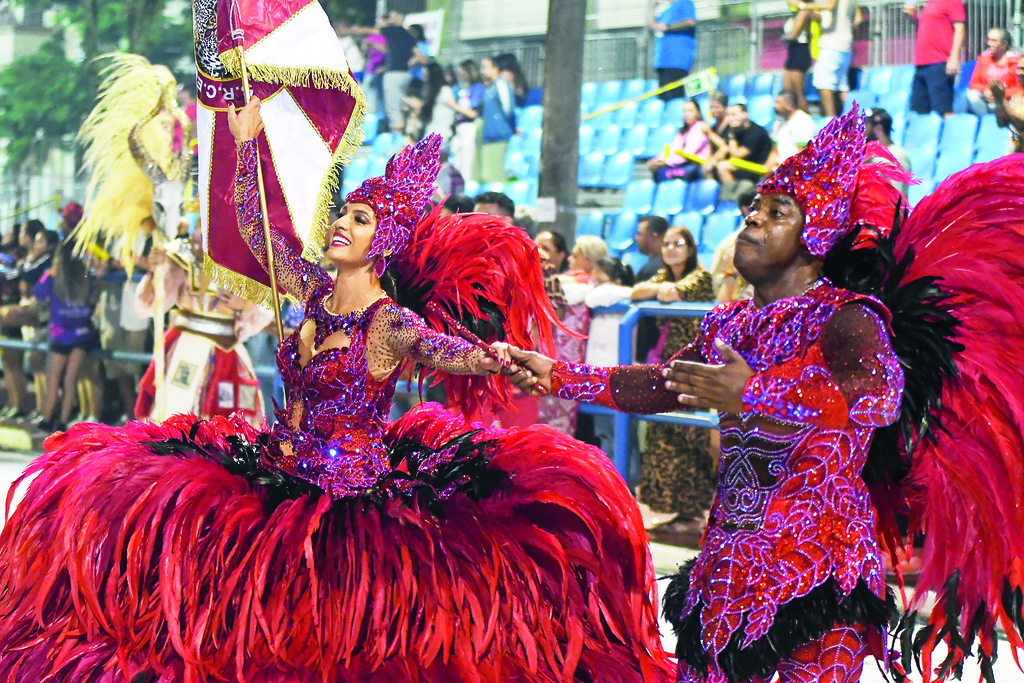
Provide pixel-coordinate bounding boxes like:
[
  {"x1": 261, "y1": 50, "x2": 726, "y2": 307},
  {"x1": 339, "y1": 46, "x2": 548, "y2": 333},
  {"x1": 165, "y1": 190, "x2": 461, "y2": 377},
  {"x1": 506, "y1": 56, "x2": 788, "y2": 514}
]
[{"x1": 650, "y1": 0, "x2": 698, "y2": 101}]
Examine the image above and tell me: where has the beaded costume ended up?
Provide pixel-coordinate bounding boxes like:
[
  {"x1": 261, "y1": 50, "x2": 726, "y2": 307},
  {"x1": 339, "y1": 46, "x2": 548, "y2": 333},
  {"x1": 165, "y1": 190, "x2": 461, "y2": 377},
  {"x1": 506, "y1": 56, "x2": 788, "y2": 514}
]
[
  {"x1": 0, "y1": 135, "x2": 674, "y2": 682},
  {"x1": 550, "y1": 108, "x2": 1024, "y2": 683}
]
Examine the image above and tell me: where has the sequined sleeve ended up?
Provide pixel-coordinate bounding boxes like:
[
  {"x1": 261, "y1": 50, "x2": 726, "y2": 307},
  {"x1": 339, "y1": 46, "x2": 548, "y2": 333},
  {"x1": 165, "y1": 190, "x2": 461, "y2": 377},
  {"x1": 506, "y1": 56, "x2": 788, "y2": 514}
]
[
  {"x1": 370, "y1": 303, "x2": 486, "y2": 377},
  {"x1": 235, "y1": 139, "x2": 334, "y2": 303},
  {"x1": 742, "y1": 303, "x2": 904, "y2": 428}
]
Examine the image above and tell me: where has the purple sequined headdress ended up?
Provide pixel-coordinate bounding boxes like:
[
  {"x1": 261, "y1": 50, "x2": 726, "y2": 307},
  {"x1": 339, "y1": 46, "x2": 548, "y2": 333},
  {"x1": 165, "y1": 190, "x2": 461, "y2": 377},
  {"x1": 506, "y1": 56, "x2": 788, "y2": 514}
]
[
  {"x1": 757, "y1": 105, "x2": 867, "y2": 257},
  {"x1": 346, "y1": 133, "x2": 442, "y2": 275}
]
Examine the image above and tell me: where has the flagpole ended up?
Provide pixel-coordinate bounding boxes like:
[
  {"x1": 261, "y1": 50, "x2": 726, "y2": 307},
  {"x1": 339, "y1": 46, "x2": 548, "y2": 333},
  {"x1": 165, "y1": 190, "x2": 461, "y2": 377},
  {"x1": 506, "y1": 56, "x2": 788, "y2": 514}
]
[{"x1": 234, "y1": 43, "x2": 285, "y2": 341}]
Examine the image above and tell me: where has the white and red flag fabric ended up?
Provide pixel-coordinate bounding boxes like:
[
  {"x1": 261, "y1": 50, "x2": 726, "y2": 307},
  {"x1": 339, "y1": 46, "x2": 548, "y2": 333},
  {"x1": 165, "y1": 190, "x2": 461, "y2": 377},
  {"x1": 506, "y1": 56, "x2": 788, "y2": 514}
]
[{"x1": 192, "y1": 0, "x2": 365, "y2": 302}]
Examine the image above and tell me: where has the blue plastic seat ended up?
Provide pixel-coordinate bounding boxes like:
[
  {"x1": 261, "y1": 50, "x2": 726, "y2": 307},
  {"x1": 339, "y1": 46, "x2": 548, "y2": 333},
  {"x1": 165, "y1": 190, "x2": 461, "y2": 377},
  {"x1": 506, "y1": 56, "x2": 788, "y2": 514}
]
[
  {"x1": 517, "y1": 106, "x2": 544, "y2": 133},
  {"x1": 938, "y1": 114, "x2": 979, "y2": 151},
  {"x1": 483, "y1": 182, "x2": 506, "y2": 194},
  {"x1": 613, "y1": 101, "x2": 639, "y2": 128},
  {"x1": 463, "y1": 181, "x2": 480, "y2": 198},
  {"x1": 607, "y1": 211, "x2": 638, "y2": 251},
  {"x1": 661, "y1": 98, "x2": 686, "y2": 127},
  {"x1": 506, "y1": 134, "x2": 525, "y2": 157},
  {"x1": 594, "y1": 125, "x2": 623, "y2": 155},
  {"x1": 371, "y1": 133, "x2": 403, "y2": 159},
  {"x1": 622, "y1": 179, "x2": 656, "y2": 215},
  {"x1": 672, "y1": 211, "x2": 704, "y2": 234},
  {"x1": 699, "y1": 211, "x2": 741, "y2": 252},
  {"x1": 621, "y1": 78, "x2": 647, "y2": 101},
  {"x1": 902, "y1": 113, "x2": 944, "y2": 149},
  {"x1": 578, "y1": 151, "x2": 606, "y2": 187},
  {"x1": 360, "y1": 118, "x2": 378, "y2": 146},
  {"x1": 581, "y1": 82, "x2": 599, "y2": 113},
  {"x1": 746, "y1": 73, "x2": 778, "y2": 99},
  {"x1": 504, "y1": 150, "x2": 529, "y2": 178},
  {"x1": 597, "y1": 81, "x2": 624, "y2": 108},
  {"x1": 747, "y1": 94, "x2": 775, "y2": 128},
  {"x1": 684, "y1": 179, "x2": 720, "y2": 214},
  {"x1": 575, "y1": 211, "x2": 605, "y2": 238},
  {"x1": 524, "y1": 88, "x2": 544, "y2": 106},
  {"x1": 842, "y1": 90, "x2": 877, "y2": 114},
  {"x1": 874, "y1": 90, "x2": 910, "y2": 117},
  {"x1": 973, "y1": 144, "x2": 1005, "y2": 164},
  {"x1": 932, "y1": 150, "x2": 973, "y2": 181},
  {"x1": 621, "y1": 124, "x2": 650, "y2": 156},
  {"x1": 644, "y1": 124, "x2": 678, "y2": 158},
  {"x1": 906, "y1": 147, "x2": 936, "y2": 180},
  {"x1": 814, "y1": 116, "x2": 834, "y2": 133},
  {"x1": 955, "y1": 60, "x2": 975, "y2": 95},
  {"x1": 639, "y1": 98, "x2": 665, "y2": 128},
  {"x1": 862, "y1": 67, "x2": 893, "y2": 96},
  {"x1": 907, "y1": 180, "x2": 935, "y2": 207},
  {"x1": 366, "y1": 156, "x2": 388, "y2": 178},
  {"x1": 651, "y1": 179, "x2": 687, "y2": 217},
  {"x1": 344, "y1": 157, "x2": 370, "y2": 185},
  {"x1": 620, "y1": 245, "x2": 649, "y2": 274},
  {"x1": 600, "y1": 152, "x2": 635, "y2": 190},
  {"x1": 976, "y1": 114, "x2": 1008, "y2": 150},
  {"x1": 891, "y1": 65, "x2": 916, "y2": 94},
  {"x1": 646, "y1": 78, "x2": 659, "y2": 93},
  {"x1": 723, "y1": 74, "x2": 747, "y2": 101},
  {"x1": 503, "y1": 180, "x2": 534, "y2": 207},
  {"x1": 524, "y1": 128, "x2": 543, "y2": 156},
  {"x1": 578, "y1": 125, "x2": 595, "y2": 155}
]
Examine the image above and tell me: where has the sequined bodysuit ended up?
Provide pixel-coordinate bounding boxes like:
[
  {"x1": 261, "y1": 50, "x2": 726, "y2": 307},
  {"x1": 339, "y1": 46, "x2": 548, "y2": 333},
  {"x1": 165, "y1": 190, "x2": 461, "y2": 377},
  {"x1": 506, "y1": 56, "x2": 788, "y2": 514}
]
[
  {"x1": 234, "y1": 140, "x2": 485, "y2": 498},
  {"x1": 551, "y1": 281, "x2": 904, "y2": 679}
]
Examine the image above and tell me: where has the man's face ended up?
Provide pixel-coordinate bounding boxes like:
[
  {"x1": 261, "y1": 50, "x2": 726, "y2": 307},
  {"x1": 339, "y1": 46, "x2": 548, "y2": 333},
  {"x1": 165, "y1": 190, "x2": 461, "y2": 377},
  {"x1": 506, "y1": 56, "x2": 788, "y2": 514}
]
[
  {"x1": 865, "y1": 121, "x2": 879, "y2": 142},
  {"x1": 728, "y1": 105, "x2": 749, "y2": 129},
  {"x1": 475, "y1": 201, "x2": 512, "y2": 219},
  {"x1": 634, "y1": 220, "x2": 660, "y2": 256},
  {"x1": 733, "y1": 193, "x2": 808, "y2": 284},
  {"x1": 988, "y1": 30, "x2": 1008, "y2": 59},
  {"x1": 481, "y1": 59, "x2": 499, "y2": 83},
  {"x1": 710, "y1": 100, "x2": 726, "y2": 121},
  {"x1": 773, "y1": 94, "x2": 792, "y2": 118}
]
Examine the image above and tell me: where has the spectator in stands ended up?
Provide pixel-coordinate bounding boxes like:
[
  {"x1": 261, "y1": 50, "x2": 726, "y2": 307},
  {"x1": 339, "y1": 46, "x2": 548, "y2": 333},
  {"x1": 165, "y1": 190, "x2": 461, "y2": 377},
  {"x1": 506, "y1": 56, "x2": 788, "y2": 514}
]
[
  {"x1": 585, "y1": 257, "x2": 636, "y2": 308},
  {"x1": 407, "y1": 62, "x2": 456, "y2": 143},
  {"x1": 496, "y1": 53, "x2": 530, "y2": 108},
  {"x1": 992, "y1": 57, "x2": 1024, "y2": 153},
  {"x1": 865, "y1": 108, "x2": 912, "y2": 195},
  {"x1": 802, "y1": 0, "x2": 856, "y2": 117},
  {"x1": 966, "y1": 28, "x2": 1021, "y2": 117},
  {"x1": 634, "y1": 215, "x2": 669, "y2": 282},
  {"x1": 711, "y1": 186, "x2": 756, "y2": 303},
  {"x1": 536, "y1": 230, "x2": 569, "y2": 274},
  {"x1": 378, "y1": 12, "x2": 415, "y2": 132},
  {"x1": 700, "y1": 90, "x2": 731, "y2": 160},
  {"x1": 709, "y1": 103, "x2": 774, "y2": 186},
  {"x1": 478, "y1": 57, "x2": 516, "y2": 184},
  {"x1": 770, "y1": 89, "x2": 816, "y2": 164},
  {"x1": 648, "y1": 0, "x2": 697, "y2": 101},
  {"x1": 474, "y1": 191, "x2": 515, "y2": 220},
  {"x1": 334, "y1": 21, "x2": 367, "y2": 81},
  {"x1": 362, "y1": 32, "x2": 388, "y2": 125},
  {"x1": 434, "y1": 146, "x2": 465, "y2": 197},
  {"x1": 407, "y1": 24, "x2": 430, "y2": 85},
  {"x1": 58, "y1": 202, "x2": 83, "y2": 239},
  {"x1": 907, "y1": 0, "x2": 965, "y2": 118},
  {"x1": 561, "y1": 235, "x2": 609, "y2": 285},
  {"x1": 0, "y1": 224, "x2": 26, "y2": 418},
  {"x1": 782, "y1": 6, "x2": 815, "y2": 112},
  {"x1": 450, "y1": 60, "x2": 486, "y2": 182},
  {"x1": 647, "y1": 99, "x2": 710, "y2": 182},
  {"x1": 440, "y1": 194, "x2": 475, "y2": 216},
  {"x1": 629, "y1": 225, "x2": 715, "y2": 540},
  {"x1": 18, "y1": 227, "x2": 58, "y2": 420}
]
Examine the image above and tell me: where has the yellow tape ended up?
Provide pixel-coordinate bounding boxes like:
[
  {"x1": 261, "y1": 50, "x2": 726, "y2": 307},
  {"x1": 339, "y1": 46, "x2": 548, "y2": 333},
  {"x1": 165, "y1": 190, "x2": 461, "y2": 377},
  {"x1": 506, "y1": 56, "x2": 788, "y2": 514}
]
[
  {"x1": 0, "y1": 195, "x2": 61, "y2": 222},
  {"x1": 581, "y1": 68, "x2": 718, "y2": 123},
  {"x1": 669, "y1": 148, "x2": 768, "y2": 177}
]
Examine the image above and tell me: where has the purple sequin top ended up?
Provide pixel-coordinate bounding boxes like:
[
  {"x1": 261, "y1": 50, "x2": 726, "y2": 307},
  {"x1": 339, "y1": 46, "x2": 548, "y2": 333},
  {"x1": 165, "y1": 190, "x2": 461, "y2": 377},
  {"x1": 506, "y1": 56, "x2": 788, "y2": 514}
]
[{"x1": 234, "y1": 140, "x2": 485, "y2": 498}]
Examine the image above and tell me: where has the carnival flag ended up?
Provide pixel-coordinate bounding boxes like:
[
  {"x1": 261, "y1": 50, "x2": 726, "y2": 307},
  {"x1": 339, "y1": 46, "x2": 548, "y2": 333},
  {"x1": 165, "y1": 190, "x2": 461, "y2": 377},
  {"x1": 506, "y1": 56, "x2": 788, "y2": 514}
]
[{"x1": 193, "y1": 0, "x2": 366, "y2": 303}]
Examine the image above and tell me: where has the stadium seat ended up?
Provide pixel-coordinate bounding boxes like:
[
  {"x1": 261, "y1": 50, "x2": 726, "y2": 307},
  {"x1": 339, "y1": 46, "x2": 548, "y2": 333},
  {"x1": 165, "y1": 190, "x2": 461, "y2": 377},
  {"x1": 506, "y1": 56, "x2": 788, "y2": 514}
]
[
  {"x1": 517, "y1": 106, "x2": 544, "y2": 133},
  {"x1": 464, "y1": 181, "x2": 480, "y2": 198},
  {"x1": 581, "y1": 82, "x2": 599, "y2": 113},
  {"x1": 955, "y1": 61, "x2": 975, "y2": 94},
  {"x1": 607, "y1": 211, "x2": 639, "y2": 251},
  {"x1": 597, "y1": 81, "x2": 624, "y2": 108},
  {"x1": 684, "y1": 179, "x2": 720, "y2": 214},
  {"x1": 874, "y1": 90, "x2": 910, "y2": 117},
  {"x1": 651, "y1": 179, "x2": 687, "y2": 217},
  {"x1": 620, "y1": 245, "x2": 649, "y2": 274},
  {"x1": 524, "y1": 154, "x2": 540, "y2": 179},
  {"x1": 747, "y1": 95, "x2": 775, "y2": 128},
  {"x1": 973, "y1": 144, "x2": 1005, "y2": 164},
  {"x1": 694, "y1": 92, "x2": 710, "y2": 119},
  {"x1": 622, "y1": 179, "x2": 656, "y2": 214},
  {"x1": 932, "y1": 150, "x2": 972, "y2": 181},
  {"x1": 483, "y1": 182, "x2": 506, "y2": 194},
  {"x1": 524, "y1": 128, "x2": 543, "y2": 156},
  {"x1": 367, "y1": 156, "x2": 388, "y2": 178},
  {"x1": 902, "y1": 113, "x2": 943, "y2": 149},
  {"x1": 621, "y1": 78, "x2": 647, "y2": 101},
  {"x1": 371, "y1": 132, "x2": 403, "y2": 159},
  {"x1": 723, "y1": 74, "x2": 747, "y2": 101},
  {"x1": 938, "y1": 114, "x2": 979, "y2": 151},
  {"x1": 360, "y1": 118, "x2": 378, "y2": 146},
  {"x1": 585, "y1": 108, "x2": 616, "y2": 129},
  {"x1": 646, "y1": 78, "x2": 659, "y2": 93},
  {"x1": 673, "y1": 211, "x2": 704, "y2": 234},
  {"x1": 506, "y1": 134, "x2": 525, "y2": 157},
  {"x1": 594, "y1": 125, "x2": 623, "y2": 155},
  {"x1": 907, "y1": 180, "x2": 934, "y2": 207},
  {"x1": 716, "y1": 200, "x2": 740, "y2": 217},
  {"x1": 842, "y1": 89, "x2": 877, "y2": 114},
  {"x1": 976, "y1": 114, "x2": 1008, "y2": 150},
  {"x1": 747, "y1": 73, "x2": 779, "y2": 99},
  {"x1": 644, "y1": 124, "x2": 678, "y2": 158},
  {"x1": 578, "y1": 151, "x2": 606, "y2": 187},
  {"x1": 639, "y1": 98, "x2": 665, "y2": 128},
  {"x1": 662, "y1": 98, "x2": 686, "y2": 127},
  {"x1": 344, "y1": 157, "x2": 370, "y2": 185},
  {"x1": 906, "y1": 147, "x2": 936, "y2": 180},
  {"x1": 503, "y1": 180, "x2": 534, "y2": 207},
  {"x1": 891, "y1": 65, "x2": 916, "y2": 93},
  {"x1": 600, "y1": 152, "x2": 636, "y2": 190},
  {"x1": 613, "y1": 101, "x2": 640, "y2": 128},
  {"x1": 814, "y1": 116, "x2": 834, "y2": 133},
  {"x1": 699, "y1": 210, "x2": 741, "y2": 252},
  {"x1": 524, "y1": 88, "x2": 544, "y2": 106},
  {"x1": 862, "y1": 66, "x2": 893, "y2": 96},
  {"x1": 504, "y1": 150, "x2": 529, "y2": 178},
  {"x1": 575, "y1": 211, "x2": 605, "y2": 238},
  {"x1": 578, "y1": 125, "x2": 595, "y2": 155},
  {"x1": 621, "y1": 124, "x2": 650, "y2": 156}
]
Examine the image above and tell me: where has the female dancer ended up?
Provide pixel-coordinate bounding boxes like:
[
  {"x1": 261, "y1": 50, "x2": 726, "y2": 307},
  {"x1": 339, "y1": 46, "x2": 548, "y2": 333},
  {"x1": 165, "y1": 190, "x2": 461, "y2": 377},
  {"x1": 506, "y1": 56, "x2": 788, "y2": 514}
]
[{"x1": 0, "y1": 97, "x2": 673, "y2": 682}]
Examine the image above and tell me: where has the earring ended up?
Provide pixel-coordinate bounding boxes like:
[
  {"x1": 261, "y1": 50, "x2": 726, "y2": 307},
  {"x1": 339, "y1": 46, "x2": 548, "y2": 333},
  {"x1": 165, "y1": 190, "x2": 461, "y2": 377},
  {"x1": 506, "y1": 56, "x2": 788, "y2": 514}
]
[{"x1": 374, "y1": 256, "x2": 387, "y2": 277}]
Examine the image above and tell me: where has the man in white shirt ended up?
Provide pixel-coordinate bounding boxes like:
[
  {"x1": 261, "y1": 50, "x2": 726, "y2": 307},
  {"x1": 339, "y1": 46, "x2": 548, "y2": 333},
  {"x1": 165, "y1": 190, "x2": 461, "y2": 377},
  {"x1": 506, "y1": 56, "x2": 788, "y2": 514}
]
[{"x1": 770, "y1": 90, "x2": 816, "y2": 163}]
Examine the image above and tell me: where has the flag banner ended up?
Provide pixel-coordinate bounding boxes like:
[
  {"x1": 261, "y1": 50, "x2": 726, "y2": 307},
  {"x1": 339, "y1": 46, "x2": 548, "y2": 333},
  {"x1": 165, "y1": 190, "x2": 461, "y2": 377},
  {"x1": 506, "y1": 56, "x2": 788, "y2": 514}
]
[{"x1": 193, "y1": 0, "x2": 366, "y2": 303}]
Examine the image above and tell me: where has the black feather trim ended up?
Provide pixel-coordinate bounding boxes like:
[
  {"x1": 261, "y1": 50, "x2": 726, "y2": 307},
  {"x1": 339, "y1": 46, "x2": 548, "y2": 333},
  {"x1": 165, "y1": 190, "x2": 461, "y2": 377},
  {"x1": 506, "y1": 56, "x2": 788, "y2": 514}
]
[
  {"x1": 664, "y1": 561, "x2": 896, "y2": 682},
  {"x1": 823, "y1": 204, "x2": 963, "y2": 486}
]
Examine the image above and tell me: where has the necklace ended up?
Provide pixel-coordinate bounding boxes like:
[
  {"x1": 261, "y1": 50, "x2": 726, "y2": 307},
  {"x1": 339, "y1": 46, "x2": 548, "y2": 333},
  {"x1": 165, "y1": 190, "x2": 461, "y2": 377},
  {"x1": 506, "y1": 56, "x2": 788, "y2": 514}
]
[{"x1": 314, "y1": 294, "x2": 388, "y2": 348}]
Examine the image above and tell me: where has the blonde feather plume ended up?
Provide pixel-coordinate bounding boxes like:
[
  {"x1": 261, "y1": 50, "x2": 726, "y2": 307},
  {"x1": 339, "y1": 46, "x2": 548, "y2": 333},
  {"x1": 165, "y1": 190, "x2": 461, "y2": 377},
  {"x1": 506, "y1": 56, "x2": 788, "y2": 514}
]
[{"x1": 76, "y1": 53, "x2": 189, "y2": 271}]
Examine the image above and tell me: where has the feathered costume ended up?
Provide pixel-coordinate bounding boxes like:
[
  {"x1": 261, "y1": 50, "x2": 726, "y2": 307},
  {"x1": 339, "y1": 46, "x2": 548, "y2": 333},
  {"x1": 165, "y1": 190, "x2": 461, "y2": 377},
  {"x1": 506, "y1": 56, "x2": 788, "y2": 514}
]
[
  {"x1": 0, "y1": 134, "x2": 674, "y2": 682},
  {"x1": 545, "y1": 107, "x2": 1024, "y2": 682}
]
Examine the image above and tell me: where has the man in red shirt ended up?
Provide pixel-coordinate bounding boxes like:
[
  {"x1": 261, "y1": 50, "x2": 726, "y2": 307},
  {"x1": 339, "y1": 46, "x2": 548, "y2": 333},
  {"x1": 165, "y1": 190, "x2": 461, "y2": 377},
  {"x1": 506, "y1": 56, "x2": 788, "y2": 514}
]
[
  {"x1": 907, "y1": 0, "x2": 966, "y2": 117},
  {"x1": 966, "y1": 28, "x2": 1022, "y2": 116}
]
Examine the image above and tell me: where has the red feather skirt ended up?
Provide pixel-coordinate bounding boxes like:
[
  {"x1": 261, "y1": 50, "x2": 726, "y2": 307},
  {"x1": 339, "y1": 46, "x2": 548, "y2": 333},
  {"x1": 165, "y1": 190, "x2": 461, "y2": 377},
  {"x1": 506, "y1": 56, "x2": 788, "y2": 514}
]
[{"x1": 0, "y1": 407, "x2": 674, "y2": 682}]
